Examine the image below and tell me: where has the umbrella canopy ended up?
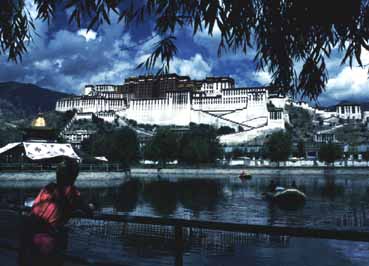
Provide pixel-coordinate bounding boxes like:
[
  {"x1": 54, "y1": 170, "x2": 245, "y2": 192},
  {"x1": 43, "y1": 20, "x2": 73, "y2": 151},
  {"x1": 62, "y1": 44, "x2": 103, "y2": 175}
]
[{"x1": 0, "y1": 142, "x2": 80, "y2": 161}]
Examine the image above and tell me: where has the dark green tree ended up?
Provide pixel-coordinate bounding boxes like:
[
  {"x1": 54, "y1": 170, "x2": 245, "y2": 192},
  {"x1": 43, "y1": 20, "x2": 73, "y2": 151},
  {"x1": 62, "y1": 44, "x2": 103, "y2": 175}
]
[
  {"x1": 297, "y1": 140, "x2": 306, "y2": 158},
  {"x1": 108, "y1": 128, "x2": 139, "y2": 163},
  {"x1": 216, "y1": 126, "x2": 235, "y2": 135},
  {"x1": 363, "y1": 151, "x2": 369, "y2": 161},
  {"x1": 263, "y1": 131, "x2": 292, "y2": 164},
  {"x1": 2, "y1": 1, "x2": 368, "y2": 99},
  {"x1": 318, "y1": 143, "x2": 343, "y2": 165},
  {"x1": 0, "y1": 127, "x2": 22, "y2": 147},
  {"x1": 144, "y1": 128, "x2": 178, "y2": 166},
  {"x1": 180, "y1": 137, "x2": 210, "y2": 165},
  {"x1": 178, "y1": 124, "x2": 222, "y2": 165},
  {"x1": 81, "y1": 133, "x2": 107, "y2": 158},
  {"x1": 82, "y1": 127, "x2": 139, "y2": 165}
]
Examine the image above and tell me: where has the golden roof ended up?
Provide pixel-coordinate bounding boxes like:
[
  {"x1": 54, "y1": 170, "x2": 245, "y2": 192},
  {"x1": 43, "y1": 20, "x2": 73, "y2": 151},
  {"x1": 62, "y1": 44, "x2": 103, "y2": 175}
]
[{"x1": 31, "y1": 115, "x2": 47, "y2": 128}]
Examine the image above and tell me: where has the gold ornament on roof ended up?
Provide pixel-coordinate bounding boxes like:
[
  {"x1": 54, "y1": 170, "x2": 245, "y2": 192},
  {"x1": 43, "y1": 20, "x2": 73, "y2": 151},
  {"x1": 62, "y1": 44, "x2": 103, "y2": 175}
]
[{"x1": 31, "y1": 115, "x2": 47, "y2": 128}]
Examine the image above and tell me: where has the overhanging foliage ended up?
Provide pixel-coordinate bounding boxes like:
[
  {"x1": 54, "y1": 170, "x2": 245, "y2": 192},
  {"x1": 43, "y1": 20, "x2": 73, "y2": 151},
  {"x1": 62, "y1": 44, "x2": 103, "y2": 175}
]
[{"x1": 1, "y1": 0, "x2": 368, "y2": 99}]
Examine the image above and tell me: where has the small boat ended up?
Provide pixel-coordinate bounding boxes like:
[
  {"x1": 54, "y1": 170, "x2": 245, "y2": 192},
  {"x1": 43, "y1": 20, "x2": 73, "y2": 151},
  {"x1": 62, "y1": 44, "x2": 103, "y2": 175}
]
[
  {"x1": 239, "y1": 171, "x2": 252, "y2": 180},
  {"x1": 263, "y1": 187, "x2": 306, "y2": 209}
]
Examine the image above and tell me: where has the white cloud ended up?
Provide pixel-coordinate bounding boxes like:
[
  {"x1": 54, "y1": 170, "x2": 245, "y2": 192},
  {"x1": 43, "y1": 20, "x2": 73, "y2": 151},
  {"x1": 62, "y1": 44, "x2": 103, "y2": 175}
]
[
  {"x1": 194, "y1": 22, "x2": 222, "y2": 40},
  {"x1": 251, "y1": 71, "x2": 272, "y2": 85},
  {"x1": 318, "y1": 48, "x2": 369, "y2": 104},
  {"x1": 4, "y1": 2, "x2": 368, "y2": 106},
  {"x1": 33, "y1": 59, "x2": 52, "y2": 71},
  {"x1": 87, "y1": 61, "x2": 133, "y2": 85},
  {"x1": 325, "y1": 66, "x2": 369, "y2": 99},
  {"x1": 77, "y1": 29, "x2": 97, "y2": 42},
  {"x1": 133, "y1": 53, "x2": 212, "y2": 80},
  {"x1": 0, "y1": 16, "x2": 137, "y2": 94},
  {"x1": 138, "y1": 33, "x2": 162, "y2": 55},
  {"x1": 170, "y1": 54, "x2": 212, "y2": 79}
]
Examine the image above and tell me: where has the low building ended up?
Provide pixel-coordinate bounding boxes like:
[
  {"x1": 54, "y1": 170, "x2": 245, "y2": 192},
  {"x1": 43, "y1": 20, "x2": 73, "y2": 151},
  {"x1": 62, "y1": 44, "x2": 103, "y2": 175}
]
[
  {"x1": 362, "y1": 111, "x2": 369, "y2": 126},
  {"x1": 304, "y1": 142, "x2": 321, "y2": 159},
  {"x1": 62, "y1": 130, "x2": 96, "y2": 149},
  {"x1": 313, "y1": 125, "x2": 341, "y2": 144},
  {"x1": 22, "y1": 114, "x2": 57, "y2": 142},
  {"x1": 0, "y1": 115, "x2": 79, "y2": 164},
  {"x1": 336, "y1": 102, "x2": 362, "y2": 120},
  {"x1": 314, "y1": 132, "x2": 337, "y2": 143}
]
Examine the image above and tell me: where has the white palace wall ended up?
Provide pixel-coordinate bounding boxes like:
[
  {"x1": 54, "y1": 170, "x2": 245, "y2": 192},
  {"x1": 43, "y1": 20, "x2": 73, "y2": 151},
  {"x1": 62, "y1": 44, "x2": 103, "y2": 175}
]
[
  {"x1": 119, "y1": 89, "x2": 271, "y2": 129},
  {"x1": 56, "y1": 84, "x2": 290, "y2": 144},
  {"x1": 269, "y1": 97, "x2": 287, "y2": 108},
  {"x1": 56, "y1": 97, "x2": 126, "y2": 113},
  {"x1": 123, "y1": 92, "x2": 192, "y2": 126},
  {"x1": 190, "y1": 88, "x2": 270, "y2": 129}
]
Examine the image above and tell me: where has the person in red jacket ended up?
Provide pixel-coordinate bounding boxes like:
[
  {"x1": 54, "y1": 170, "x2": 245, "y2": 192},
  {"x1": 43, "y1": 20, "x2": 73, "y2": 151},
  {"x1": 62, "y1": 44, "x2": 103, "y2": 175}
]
[{"x1": 19, "y1": 158, "x2": 93, "y2": 266}]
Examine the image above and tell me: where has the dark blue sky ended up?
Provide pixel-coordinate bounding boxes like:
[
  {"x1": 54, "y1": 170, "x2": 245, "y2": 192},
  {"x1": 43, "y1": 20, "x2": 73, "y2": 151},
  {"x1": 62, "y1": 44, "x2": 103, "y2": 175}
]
[{"x1": 0, "y1": 1, "x2": 368, "y2": 106}]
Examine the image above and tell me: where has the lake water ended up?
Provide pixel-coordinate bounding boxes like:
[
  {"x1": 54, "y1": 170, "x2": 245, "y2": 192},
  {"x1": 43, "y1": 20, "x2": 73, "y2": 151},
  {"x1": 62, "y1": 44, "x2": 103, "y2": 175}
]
[{"x1": 0, "y1": 170, "x2": 368, "y2": 265}]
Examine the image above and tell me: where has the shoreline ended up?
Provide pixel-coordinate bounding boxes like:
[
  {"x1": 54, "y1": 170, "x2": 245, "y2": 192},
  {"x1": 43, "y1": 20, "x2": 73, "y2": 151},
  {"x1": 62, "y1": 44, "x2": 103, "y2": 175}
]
[
  {"x1": 0, "y1": 167, "x2": 368, "y2": 188},
  {"x1": 130, "y1": 167, "x2": 369, "y2": 177},
  {"x1": 1, "y1": 160, "x2": 369, "y2": 173},
  {"x1": 0, "y1": 166, "x2": 368, "y2": 177}
]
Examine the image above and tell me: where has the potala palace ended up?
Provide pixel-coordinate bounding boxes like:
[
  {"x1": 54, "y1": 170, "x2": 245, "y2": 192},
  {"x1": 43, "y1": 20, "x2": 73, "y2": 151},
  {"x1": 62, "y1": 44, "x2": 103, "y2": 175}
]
[{"x1": 56, "y1": 74, "x2": 288, "y2": 145}]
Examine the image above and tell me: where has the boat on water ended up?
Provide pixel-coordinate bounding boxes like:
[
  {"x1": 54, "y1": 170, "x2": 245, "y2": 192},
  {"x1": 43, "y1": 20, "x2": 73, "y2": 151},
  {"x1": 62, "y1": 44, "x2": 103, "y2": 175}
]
[
  {"x1": 239, "y1": 171, "x2": 252, "y2": 180},
  {"x1": 263, "y1": 187, "x2": 306, "y2": 209}
]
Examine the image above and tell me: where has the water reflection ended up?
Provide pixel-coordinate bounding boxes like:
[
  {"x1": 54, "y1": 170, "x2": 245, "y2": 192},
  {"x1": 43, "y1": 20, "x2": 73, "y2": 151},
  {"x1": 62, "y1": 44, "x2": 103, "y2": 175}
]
[
  {"x1": 321, "y1": 171, "x2": 344, "y2": 200},
  {"x1": 142, "y1": 180, "x2": 179, "y2": 216},
  {"x1": 140, "y1": 179, "x2": 225, "y2": 216},
  {"x1": 0, "y1": 174, "x2": 368, "y2": 229},
  {"x1": 115, "y1": 179, "x2": 142, "y2": 212},
  {"x1": 177, "y1": 179, "x2": 224, "y2": 212},
  {"x1": 1, "y1": 172, "x2": 369, "y2": 266}
]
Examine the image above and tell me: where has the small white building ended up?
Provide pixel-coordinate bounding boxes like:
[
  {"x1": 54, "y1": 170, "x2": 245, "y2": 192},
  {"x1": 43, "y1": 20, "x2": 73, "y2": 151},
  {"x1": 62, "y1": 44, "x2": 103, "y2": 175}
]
[
  {"x1": 200, "y1": 77, "x2": 234, "y2": 96},
  {"x1": 314, "y1": 132, "x2": 337, "y2": 143},
  {"x1": 336, "y1": 103, "x2": 362, "y2": 120},
  {"x1": 62, "y1": 130, "x2": 96, "y2": 149},
  {"x1": 362, "y1": 111, "x2": 369, "y2": 124}
]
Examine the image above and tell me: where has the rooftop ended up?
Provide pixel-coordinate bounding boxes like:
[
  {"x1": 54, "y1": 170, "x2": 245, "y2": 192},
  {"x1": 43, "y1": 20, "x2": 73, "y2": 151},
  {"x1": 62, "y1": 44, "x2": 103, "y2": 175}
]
[{"x1": 31, "y1": 114, "x2": 46, "y2": 128}]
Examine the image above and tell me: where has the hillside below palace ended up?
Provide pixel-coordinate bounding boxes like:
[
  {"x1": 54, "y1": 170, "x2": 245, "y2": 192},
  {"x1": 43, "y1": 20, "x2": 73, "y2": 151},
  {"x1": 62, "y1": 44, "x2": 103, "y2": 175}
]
[{"x1": 56, "y1": 74, "x2": 289, "y2": 144}]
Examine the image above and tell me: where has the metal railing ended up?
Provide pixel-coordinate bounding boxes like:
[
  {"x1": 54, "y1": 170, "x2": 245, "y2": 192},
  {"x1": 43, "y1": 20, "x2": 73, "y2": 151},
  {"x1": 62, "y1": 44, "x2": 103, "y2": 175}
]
[
  {"x1": 1, "y1": 209, "x2": 369, "y2": 266},
  {"x1": 73, "y1": 213, "x2": 369, "y2": 243}
]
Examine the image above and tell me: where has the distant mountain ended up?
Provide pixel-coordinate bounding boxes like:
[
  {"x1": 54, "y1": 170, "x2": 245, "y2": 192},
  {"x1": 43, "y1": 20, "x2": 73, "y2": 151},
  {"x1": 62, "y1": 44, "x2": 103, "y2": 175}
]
[
  {"x1": 360, "y1": 102, "x2": 369, "y2": 112},
  {"x1": 0, "y1": 82, "x2": 70, "y2": 119}
]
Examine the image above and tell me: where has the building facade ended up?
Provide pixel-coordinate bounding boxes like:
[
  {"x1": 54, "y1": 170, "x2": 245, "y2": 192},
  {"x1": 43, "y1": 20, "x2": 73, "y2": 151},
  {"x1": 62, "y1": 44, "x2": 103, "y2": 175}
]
[
  {"x1": 336, "y1": 103, "x2": 362, "y2": 120},
  {"x1": 55, "y1": 74, "x2": 289, "y2": 144},
  {"x1": 62, "y1": 130, "x2": 96, "y2": 149}
]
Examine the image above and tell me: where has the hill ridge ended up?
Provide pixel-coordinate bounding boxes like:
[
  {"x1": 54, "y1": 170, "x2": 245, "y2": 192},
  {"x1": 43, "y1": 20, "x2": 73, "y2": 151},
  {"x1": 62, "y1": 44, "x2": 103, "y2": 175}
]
[{"x1": 0, "y1": 81, "x2": 70, "y2": 120}]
